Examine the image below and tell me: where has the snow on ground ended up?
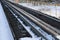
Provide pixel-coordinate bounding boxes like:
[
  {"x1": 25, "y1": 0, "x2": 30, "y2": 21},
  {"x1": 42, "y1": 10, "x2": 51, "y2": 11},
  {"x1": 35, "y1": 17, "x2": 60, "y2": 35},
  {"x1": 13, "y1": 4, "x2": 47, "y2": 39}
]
[
  {"x1": 19, "y1": 3, "x2": 60, "y2": 19},
  {"x1": 0, "y1": 3, "x2": 14, "y2": 40},
  {"x1": 20, "y1": 37, "x2": 41, "y2": 40}
]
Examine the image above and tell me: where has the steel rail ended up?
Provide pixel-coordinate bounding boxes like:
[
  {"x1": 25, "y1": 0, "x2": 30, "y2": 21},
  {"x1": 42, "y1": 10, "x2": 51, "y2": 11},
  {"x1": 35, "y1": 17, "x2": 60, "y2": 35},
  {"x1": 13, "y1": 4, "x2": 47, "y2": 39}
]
[
  {"x1": 4, "y1": 1, "x2": 60, "y2": 40},
  {"x1": 3, "y1": 1, "x2": 60, "y2": 40},
  {"x1": 7, "y1": 1, "x2": 60, "y2": 34},
  {"x1": 1, "y1": 0, "x2": 60, "y2": 40},
  {"x1": 10, "y1": 5, "x2": 55, "y2": 40},
  {"x1": 3, "y1": 1, "x2": 47, "y2": 40},
  {"x1": 8, "y1": 1, "x2": 60, "y2": 30}
]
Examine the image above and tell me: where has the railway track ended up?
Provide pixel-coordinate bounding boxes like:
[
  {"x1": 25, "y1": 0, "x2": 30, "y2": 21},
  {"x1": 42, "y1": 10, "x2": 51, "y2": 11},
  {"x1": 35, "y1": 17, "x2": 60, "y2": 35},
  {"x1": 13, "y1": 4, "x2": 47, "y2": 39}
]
[{"x1": 1, "y1": 0, "x2": 60, "y2": 40}]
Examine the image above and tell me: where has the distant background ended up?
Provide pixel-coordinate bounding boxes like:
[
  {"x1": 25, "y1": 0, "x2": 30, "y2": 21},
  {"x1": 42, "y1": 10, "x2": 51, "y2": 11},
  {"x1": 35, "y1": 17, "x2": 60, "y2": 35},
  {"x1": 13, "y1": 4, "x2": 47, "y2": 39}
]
[{"x1": 9, "y1": 0, "x2": 60, "y2": 19}]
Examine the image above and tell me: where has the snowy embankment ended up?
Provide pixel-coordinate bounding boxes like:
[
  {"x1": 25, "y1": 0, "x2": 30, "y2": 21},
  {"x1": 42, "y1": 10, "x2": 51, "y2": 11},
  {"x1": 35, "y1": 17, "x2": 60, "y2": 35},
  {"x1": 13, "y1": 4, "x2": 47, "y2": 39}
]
[
  {"x1": 0, "y1": 3, "x2": 14, "y2": 40},
  {"x1": 19, "y1": 3, "x2": 60, "y2": 19}
]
